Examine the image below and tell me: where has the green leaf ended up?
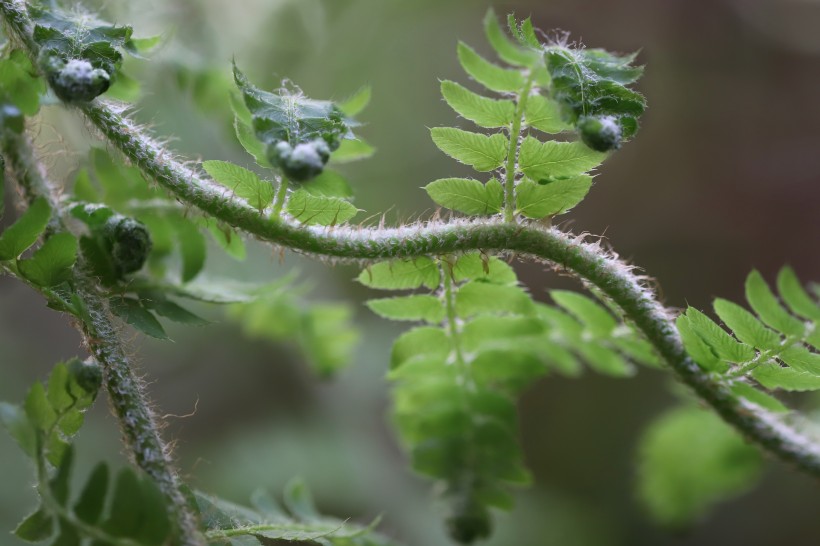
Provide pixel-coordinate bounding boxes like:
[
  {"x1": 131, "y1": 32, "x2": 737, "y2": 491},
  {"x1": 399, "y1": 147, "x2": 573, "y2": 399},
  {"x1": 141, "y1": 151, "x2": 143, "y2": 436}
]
[
  {"x1": 141, "y1": 296, "x2": 210, "y2": 326},
  {"x1": 676, "y1": 315, "x2": 725, "y2": 373},
  {"x1": 330, "y1": 138, "x2": 375, "y2": 164},
  {"x1": 17, "y1": 233, "x2": 78, "y2": 287},
  {"x1": 425, "y1": 178, "x2": 503, "y2": 215},
  {"x1": 102, "y1": 469, "x2": 143, "y2": 538},
  {"x1": 523, "y1": 94, "x2": 570, "y2": 133},
  {"x1": 430, "y1": 127, "x2": 508, "y2": 172},
  {"x1": 777, "y1": 266, "x2": 820, "y2": 321},
  {"x1": 507, "y1": 15, "x2": 540, "y2": 49},
  {"x1": 24, "y1": 381, "x2": 56, "y2": 431},
  {"x1": 109, "y1": 297, "x2": 169, "y2": 340},
  {"x1": 367, "y1": 295, "x2": 445, "y2": 323},
  {"x1": 483, "y1": 9, "x2": 539, "y2": 67},
  {"x1": 519, "y1": 138, "x2": 606, "y2": 181},
  {"x1": 358, "y1": 258, "x2": 440, "y2": 291},
  {"x1": 729, "y1": 383, "x2": 788, "y2": 413},
  {"x1": 551, "y1": 290, "x2": 617, "y2": 337},
  {"x1": 0, "y1": 402, "x2": 36, "y2": 457},
  {"x1": 453, "y1": 253, "x2": 517, "y2": 285},
  {"x1": 516, "y1": 175, "x2": 592, "y2": 218},
  {"x1": 282, "y1": 477, "x2": 320, "y2": 521},
  {"x1": 234, "y1": 117, "x2": 272, "y2": 168},
  {"x1": 0, "y1": 197, "x2": 51, "y2": 261},
  {"x1": 174, "y1": 219, "x2": 206, "y2": 283},
  {"x1": 203, "y1": 160, "x2": 274, "y2": 212},
  {"x1": 753, "y1": 362, "x2": 820, "y2": 391},
  {"x1": 440, "y1": 80, "x2": 515, "y2": 128},
  {"x1": 455, "y1": 282, "x2": 534, "y2": 317},
  {"x1": 0, "y1": 50, "x2": 46, "y2": 115},
  {"x1": 713, "y1": 298, "x2": 781, "y2": 351},
  {"x1": 457, "y1": 42, "x2": 525, "y2": 93},
  {"x1": 301, "y1": 170, "x2": 354, "y2": 199},
  {"x1": 74, "y1": 463, "x2": 109, "y2": 525},
  {"x1": 338, "y1": 85, "x2": 372, "y2": 117},
  {"x1": 637, "y1": 406, "x2": 761, "y2": 527},
  {"x1": 779, "y1": 345, "x2": 820, "y2": 375},
  {"x1": 204, "y1": 222, "x2": 246, "y2": 261},
  {"x1": 575, "y1": 343, "x2": 633, "y2": 376},
  {"x1": 745, "y1": 270, "x2": 805, "y2": 336},
  {"x1": 14, "y1": 507, "x2": 54, "y2": 542},
  {"x1": 684, "y1": 308, "x2": 756, "y2": 364},
  {"x1": 390, "y1": 326, "x2": 449, "y2": 369},
  {"x1": 300, "y1": 303, "x2": 359, "y2": 377},
  {"x1": 286, "y1": 189, "x2": 358, "y2": 226}
]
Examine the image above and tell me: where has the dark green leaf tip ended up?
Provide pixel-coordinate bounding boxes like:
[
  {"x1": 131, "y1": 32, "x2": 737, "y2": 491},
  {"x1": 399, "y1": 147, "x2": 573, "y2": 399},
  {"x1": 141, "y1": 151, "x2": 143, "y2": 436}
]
[
  {"x1": 544, "y1": 39, "x2": 646, "y2": 149},
  {"x1": 232, "y1": 63, "x2": 358, "y2": 182}
]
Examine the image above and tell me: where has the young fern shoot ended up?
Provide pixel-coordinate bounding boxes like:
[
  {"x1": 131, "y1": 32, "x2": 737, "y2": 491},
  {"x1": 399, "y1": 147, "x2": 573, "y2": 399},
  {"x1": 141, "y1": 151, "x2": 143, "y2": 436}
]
[{"x1": 1, "y1": 2, "x2": 819, "y2": 546}]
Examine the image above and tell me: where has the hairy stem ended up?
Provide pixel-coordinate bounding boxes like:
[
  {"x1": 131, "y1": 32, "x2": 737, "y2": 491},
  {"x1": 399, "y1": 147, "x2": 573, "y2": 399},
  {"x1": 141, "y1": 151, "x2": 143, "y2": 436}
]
[
  {"x1": 503, "y1": 71, "x2": 536, "y2": 223},
  {"x1": 2, "y1": 0, "x2": 820, "y2": 480},
  {"x1": 0, "y1": 126, "x2": 204, "y2": 545},
  {"x1": 82, "y1": 98, "x2": 820, "y2": 479},
  {"x1": 271, "y1": 174, "x2": 289, "y2": 217}
]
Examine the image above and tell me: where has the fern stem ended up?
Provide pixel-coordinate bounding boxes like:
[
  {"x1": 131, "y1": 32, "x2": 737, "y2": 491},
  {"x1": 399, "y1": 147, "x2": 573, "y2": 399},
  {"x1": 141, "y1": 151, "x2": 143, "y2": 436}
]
[
  {"x1": 3, "y1": 0, "x2": 820, "y2": 480},
  {"x1": 85, "y1": 96, "x2": 820, "y2": 478},
  {"x1": 442, "y1": 259, "x2": 469, "y2": 380},
  {"x1": 503, "y1": 71, "x2": 535, "y2": 223},
  {"x1": 0, "y1": 126, "x2": 205, "y2": 546},
  {"x1": 271, "y1": 174, "x2": 289, "y2": 217}
]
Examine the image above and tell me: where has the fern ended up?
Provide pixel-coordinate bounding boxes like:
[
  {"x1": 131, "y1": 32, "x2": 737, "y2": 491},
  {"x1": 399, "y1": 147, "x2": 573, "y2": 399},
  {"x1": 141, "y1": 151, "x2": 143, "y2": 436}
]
[
  {"x1": 426, "y1": 10, "x2": 642, "y2": 224},
  {"x1": 678, "y1": 267, "x2": 820, "y2": 406},
  {"x1": 197, "y1": 478, "x2": 399, "y2": 546},
  {"x1": 361, "y1": 251, "x2": 659, "y2": 542},
  {"x1": 2, "y1": 2, "x2": 820, "y2": 545}
]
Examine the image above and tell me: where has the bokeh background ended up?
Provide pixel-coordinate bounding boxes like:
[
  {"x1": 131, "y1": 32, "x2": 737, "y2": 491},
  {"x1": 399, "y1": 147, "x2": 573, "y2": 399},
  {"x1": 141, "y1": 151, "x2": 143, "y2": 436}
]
[{"x1": 2, "y1": 0, "x2": 819, "y2": 544}]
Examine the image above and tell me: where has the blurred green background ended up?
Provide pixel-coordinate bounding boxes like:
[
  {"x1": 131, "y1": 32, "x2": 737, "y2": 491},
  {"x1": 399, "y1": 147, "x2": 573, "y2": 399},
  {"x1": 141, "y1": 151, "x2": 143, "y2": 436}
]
[{"x1": 2, "y1": 0, "x2": 819, "y2": 544}]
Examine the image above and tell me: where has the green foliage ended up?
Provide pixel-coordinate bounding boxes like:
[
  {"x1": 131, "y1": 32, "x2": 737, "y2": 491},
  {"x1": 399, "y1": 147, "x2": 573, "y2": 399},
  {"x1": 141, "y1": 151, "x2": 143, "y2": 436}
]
[
  {"x1": 286, "y1": 189, "x2": 359, "y2": 226},
  {"x1": 227, "y1": 277, "x2": 359, "y2": 377},
  {"x1": 637, "y1": 405, "x2": 761, "y2": 527},
  {"x1": 74, "y1": 148, "x2": 241, "y2": 282},
  {"x1": 203, "y1": 160, "x2": 275, "y2": 213},
  {"x1": 1, "y1": 360, "x2": 174, "y2": 545},
  {"x1": 2, "y1": 3, "x2": 817, "y2": 545},
  {"x1": 426, "y1": 10, "x2": 645, "y2": 222},
  {"x1": 544, "y1": 42, "x2": 646, "y2": 150},
  {"x1": 430, "y1": 128, "x2": 508, "y2": 172},
  {"x1": 425, "y1": 178, "x2": 503, "y2": 216},
  {"x1": 197, "y1": 478, "x2": 399, "y2": 545},
  {"x1": 679, "y1": 268, "x2": 820, "y2": 401},
  {"x1": 361, "y1": 253, "x2": 658, "y2": 542},
  {"x1": 0, "y1": 196, "x2": 51, "y2": 260},
  {"x1": 0, "y1": 49, "x2": 46, "y2": 116},
  {"x1": 233, "y1": 64, "x2": 358, "y2": 182},
  {"x1": 28, "y1": 2, "x2": 153, "y2": 103}
]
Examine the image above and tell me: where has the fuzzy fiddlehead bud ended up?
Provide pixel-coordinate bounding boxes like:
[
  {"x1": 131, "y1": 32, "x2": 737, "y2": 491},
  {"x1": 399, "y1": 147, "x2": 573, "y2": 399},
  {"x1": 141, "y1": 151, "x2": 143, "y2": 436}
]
[
  {"x1": 577, "y1": 114, "x2": 623, "y2": 152},
  {"x1": 43, "y1": 55, "x2": 111, "y2": 103},
  {"x1": 102, "y1": 214, "x2": 152, "y2": 276},
  {"x1": 67, "y1": 357, "x2": 103, "y2": 397},
  {"x1": 268, "y1": 138, "x2": 332, "y2": 182}
]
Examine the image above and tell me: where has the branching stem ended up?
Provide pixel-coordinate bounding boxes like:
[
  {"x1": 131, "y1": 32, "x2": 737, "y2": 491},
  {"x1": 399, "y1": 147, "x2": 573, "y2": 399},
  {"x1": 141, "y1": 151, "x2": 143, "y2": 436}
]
[
  {"x1": 503, "y1": 70, "x2": 536, "y2": 222},
  {"x1": 2, "y1": 0, "x2": 820, "y2": 485},
  {"x1": 0, "y1": 124, "x2": 204, "y2": 545}
]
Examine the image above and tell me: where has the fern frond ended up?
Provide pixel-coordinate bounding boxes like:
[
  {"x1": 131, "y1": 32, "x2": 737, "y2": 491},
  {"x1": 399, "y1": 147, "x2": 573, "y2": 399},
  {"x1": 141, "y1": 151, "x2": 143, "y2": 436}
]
[
  {"x1": 426, "y1": 11, "x2": 646, "y2": 226},
  {"x1": 679, "y1": 267, "x2": 820, "y2": 409},
  {"x1": 198, "y1": 478, "x2": 400, "y2": 546},
  {"x1": 361, "y1": 252, "x2": 660, "y2": 542}
]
